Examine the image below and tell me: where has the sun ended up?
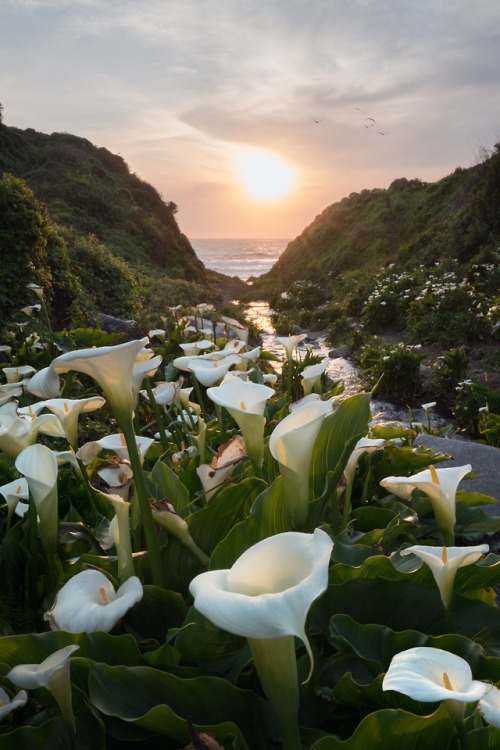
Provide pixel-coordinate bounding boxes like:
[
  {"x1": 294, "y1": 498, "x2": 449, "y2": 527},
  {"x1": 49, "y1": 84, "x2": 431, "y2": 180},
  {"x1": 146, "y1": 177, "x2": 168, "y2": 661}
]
[{"x1": 238, "y1": 149, "x2": 296, "y2": 201}]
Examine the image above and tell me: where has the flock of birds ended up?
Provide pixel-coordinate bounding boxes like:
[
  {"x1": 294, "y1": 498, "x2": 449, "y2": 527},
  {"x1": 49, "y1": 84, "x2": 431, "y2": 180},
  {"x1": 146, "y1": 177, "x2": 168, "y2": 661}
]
[{"x1": 312, "y1": 107, "x2": 390, "y2": 135}]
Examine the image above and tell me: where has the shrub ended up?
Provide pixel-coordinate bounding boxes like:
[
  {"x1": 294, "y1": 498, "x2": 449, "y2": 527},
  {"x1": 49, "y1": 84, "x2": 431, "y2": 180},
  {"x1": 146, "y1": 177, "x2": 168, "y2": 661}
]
[{"x1": 357, "y1": 340, "x2": 426, "y2": 404}]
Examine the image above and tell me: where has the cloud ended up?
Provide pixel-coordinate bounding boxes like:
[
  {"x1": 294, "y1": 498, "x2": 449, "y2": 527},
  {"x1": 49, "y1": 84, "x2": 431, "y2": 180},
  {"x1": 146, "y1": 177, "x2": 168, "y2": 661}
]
[{"x1": 1, "y1": 0, "x2": 500, "y2": 236}]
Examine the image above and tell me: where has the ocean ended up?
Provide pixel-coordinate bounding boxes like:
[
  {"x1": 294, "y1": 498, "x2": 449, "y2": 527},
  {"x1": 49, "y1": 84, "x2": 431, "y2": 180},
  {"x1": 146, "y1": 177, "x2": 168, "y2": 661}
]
[{"x1": 189, "y1": 238, "x2": 290, "y2": 281}]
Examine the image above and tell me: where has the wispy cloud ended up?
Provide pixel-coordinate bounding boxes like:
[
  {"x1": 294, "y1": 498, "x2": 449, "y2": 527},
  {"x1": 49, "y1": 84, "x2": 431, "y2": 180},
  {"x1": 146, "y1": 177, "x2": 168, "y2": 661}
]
[{"x1": 1, "y1": 0, "x2": 499, "y2": 236}]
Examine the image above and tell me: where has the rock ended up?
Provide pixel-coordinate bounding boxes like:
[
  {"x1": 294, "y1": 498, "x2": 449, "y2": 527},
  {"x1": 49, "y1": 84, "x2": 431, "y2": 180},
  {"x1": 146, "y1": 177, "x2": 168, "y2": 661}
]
[
  {"x1": 98, "y1": 314, "x2": 146, "y2": 340},
  {"x1": 414, "y1": 434, "x2": 500, "y2": 505},
  {"x1": 329, "y1": 345, "x2": 351, "y2": 358}
]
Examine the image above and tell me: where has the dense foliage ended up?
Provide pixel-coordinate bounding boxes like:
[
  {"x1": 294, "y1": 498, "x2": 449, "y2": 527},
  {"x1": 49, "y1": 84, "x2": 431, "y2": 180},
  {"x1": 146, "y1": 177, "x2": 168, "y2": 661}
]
[
  {"x1": 0, "y1": 301, "x2": 499, "y2": 749},
  {"x1": 0, "y1": 122, "x2": 209, "y2": 328}
]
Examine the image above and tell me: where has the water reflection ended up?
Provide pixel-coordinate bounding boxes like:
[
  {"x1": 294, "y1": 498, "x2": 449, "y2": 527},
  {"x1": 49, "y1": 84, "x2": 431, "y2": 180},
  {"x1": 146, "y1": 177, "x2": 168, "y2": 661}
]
[{"x1": 242, "y1": 301, "x2": 447, "y2": 430}]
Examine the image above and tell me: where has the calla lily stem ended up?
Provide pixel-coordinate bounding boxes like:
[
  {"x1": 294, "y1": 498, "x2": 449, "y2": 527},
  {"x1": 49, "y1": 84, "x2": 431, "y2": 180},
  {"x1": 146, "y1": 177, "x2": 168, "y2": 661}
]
[
  {"x1": 144, "y1": 378, "x2": 170, "y2": 453},
  {"x1": 120, "y1": 419, "x2": 165, "y2": 588},
  {"x1": 248, "y1": 636, "x2": 303, "y2": 750}
]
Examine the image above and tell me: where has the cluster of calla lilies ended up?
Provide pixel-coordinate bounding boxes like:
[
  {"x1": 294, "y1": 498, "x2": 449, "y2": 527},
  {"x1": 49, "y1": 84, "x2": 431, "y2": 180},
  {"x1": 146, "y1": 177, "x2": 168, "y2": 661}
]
[{"x1": 0, "y1": 294, "x2": 500, "y2": 749}]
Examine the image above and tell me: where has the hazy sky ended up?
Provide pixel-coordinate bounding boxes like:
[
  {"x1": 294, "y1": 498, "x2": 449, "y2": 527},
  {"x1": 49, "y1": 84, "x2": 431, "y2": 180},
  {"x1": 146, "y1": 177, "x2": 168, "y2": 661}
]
[{"x1": 1, "y1": 0, "x2": 500, "y2": 239}]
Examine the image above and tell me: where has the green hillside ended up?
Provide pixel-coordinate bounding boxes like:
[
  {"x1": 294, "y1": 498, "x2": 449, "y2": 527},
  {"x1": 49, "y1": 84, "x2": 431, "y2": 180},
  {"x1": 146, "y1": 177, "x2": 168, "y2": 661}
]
[
  {"x1": 253, "y1": 146, "x2": 500, "y2": 293},
  {"x1": 0, "y1": 120, "x2": 212, "y2": 328}
]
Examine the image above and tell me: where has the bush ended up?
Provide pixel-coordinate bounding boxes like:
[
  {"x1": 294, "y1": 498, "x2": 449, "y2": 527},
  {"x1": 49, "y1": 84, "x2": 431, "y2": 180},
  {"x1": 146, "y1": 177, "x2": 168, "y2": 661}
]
[{"x1": 357, "y1": 341, "x2": 426, "y2": 404}]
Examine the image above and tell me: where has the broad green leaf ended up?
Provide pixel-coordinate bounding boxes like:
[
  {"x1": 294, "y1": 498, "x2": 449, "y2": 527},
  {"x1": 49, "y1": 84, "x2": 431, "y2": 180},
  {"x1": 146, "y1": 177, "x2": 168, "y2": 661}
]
[
  {"x1": 310, "y1": 704, "x2": 458, "y2": 749},
  {"x1": 187, "y1": 476, "x2": 264, "y2": 556},
  {"x1": 0, "y1": 631, "x2": 143, "y2": 671},
  {"x1": 312, "y1": 578, "x2": 500, "y2": 650},
  {"x1": 86, "y1": 660, "x2": 276, "y2": 749},
  {"x1": 310, "y1": 392, "x2": 372, "y2": 500},
  {"x1": 209, "y1": 476, "x2": 291, "y2": 569},
  {"x1": 150, "y1": 459, "x2": 190, "y2": 513}
]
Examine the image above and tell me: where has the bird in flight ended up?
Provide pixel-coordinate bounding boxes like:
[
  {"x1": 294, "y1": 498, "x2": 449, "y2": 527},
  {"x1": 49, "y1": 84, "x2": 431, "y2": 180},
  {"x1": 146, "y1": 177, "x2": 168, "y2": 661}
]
[
  {"x1": 378, "y1": 131, "x2": 390, "y2": 136},
  {"x1": 364, "y1": 117, "x2": 376, "y2": 125},
  {"x1": 312, "y1": 118, "x2": 322, "y2": 124}
]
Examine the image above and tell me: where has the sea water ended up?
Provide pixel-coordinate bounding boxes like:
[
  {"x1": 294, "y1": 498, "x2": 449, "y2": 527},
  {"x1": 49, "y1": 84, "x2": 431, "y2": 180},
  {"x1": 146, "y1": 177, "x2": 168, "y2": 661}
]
[{"x1": 189, "y1": 238, "x2": 290, "y2": 281}]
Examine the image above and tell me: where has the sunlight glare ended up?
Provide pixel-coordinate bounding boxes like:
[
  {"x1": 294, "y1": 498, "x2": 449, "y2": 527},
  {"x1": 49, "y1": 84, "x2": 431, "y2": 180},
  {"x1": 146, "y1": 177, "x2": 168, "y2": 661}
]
[{"x1": 239, "y1": 150, "x2": 296, "y2": 201}]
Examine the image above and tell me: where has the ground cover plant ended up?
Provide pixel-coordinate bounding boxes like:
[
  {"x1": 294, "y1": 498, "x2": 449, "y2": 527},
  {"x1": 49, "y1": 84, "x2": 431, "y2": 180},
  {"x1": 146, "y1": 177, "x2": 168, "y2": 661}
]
[{"x1": 0, "y1": 287, "x2": 500, "y2": 749}]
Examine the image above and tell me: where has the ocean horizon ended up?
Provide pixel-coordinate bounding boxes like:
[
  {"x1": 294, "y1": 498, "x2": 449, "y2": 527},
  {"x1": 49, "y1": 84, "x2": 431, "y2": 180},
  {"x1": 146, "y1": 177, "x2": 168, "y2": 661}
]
[{"x1": 189, "y1": 238, "x2": 290, "y2": 281}]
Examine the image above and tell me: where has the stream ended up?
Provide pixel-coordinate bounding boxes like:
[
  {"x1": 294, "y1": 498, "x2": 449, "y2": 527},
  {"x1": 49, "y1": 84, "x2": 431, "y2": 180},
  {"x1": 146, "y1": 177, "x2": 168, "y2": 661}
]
[{"x1": 242, "y1": 300, "x2": 447, "y2": 430}]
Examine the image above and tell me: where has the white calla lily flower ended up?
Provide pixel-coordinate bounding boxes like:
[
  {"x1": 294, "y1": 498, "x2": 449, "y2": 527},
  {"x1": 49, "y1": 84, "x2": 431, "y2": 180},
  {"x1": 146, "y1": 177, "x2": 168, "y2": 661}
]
[
  {"x1": 0, "y1": 687, "x2": 28, "y2": 720},
  {"x1": 400, "y1": 544, "x2": 489, "y2": 610},
  {"x1": 21, "y1": 396, "x2": 106, "y2": 449},
  {"x1": 190, "y1": 528, "x2": 333, "y2": 672},
  {"x1": 15, "y1": 444, "x2": 59, "y2": 557},
  {"x1": 479, "y1": 685, "x2": 500, "y2": 729},
  {"x1": 27, "y1": 337, "x2": 156, "y2": 426},
  {"x1": 382, "y1": 646, "x2": 488, "y2": 706},
  {"x1": 190, "y1": 529, "x2": 333, "y2": 747},
  {"x1": 0, "y1": 401, "x2": 66, "y2": 459},
  {"x1": 270, "y1": 399, "x2": 333, "y2": 524},
  {"x1": 301, "y1": 356, "x2": 330, "y2": 396},
  {"x1": 380, "y1": 464, "x2": 472, "y2": 544},
  {"x1": 2, "y1": 365, "x2": 36, "y2": 383},
  {"x1": 7, "y1": 644, "x2": 79, "y2": 733},
  {"x1": 188, "y1": 354, "x2": 242, "y2": 387},
  {"x1": 45, "y1": 569, "x2": 143, "y2": 632},
  {"x1": 207, "y1": 378, "x2": 274, "y2": 470},
  {"x1": 104, "y1": 493, "x2": 135, "y2": 580},
  {"x1": 196, "y1": 435, "x2": 247, "y2": 500},
  {"x1": 344, "y1": 437, "x2": 386, "y2": 485},
  {"x1": 77, "y1": 433, "x2": 154, "y2": 466},
  {"x1": 179, "y1": 340, "x2": 215, "y2": 356},
  {"x1": 275, "y1": 334, "x2": 307, "y2": 359},
  {"x1": 0, "y1": 476, "x2": 29, "y2": 523}
]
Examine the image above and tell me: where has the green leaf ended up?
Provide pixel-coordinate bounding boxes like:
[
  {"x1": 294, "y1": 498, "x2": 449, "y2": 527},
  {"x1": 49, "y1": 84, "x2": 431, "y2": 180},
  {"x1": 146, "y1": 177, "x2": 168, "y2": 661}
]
[
  {"x1": 187, "y1": 477, "x2": 264, "y2": 556},
  {"x1": 309, "y1": 704, "x2": 458, "y2": 749},
  {"x1": 310, "y1": 393, "x2": 372, "y2": 499},
  {"x1": 86, "y1": 660, "x2": 276, "y2": 749},
  {"x1": 209, "y1": 476, "x2": 291, "y2": 569},
  {"x1": 150, "y1": 459, "x2": 190, "y2": 513}
]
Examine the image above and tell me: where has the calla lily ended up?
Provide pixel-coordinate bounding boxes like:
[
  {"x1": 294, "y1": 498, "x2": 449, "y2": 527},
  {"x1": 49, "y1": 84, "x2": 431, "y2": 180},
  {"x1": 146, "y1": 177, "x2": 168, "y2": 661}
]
[
  {"x1": 382, "y1": 646, "x2": 488, "y2": 724},
  {"x1": 344, "y1": 437, "x2": 386, "y2": 485},
  {"x1": 27, "y1": 282, "x2": 44, "y2": 299},
  {"x1": 77, "y1": 433, "x2": 155, "y2": 465},
  {"x1": 380, "y1": 464, "x2": 472, "y2": 544},
  {"x1": 102, "y1": 492, "x2": 135, "y2": 580},
  {"x1": 98, "y1": 460, "x2": 134, "y2": 496},
  {"x1": 478, "y1": 685, "x2": 500, "y2": 729},
  {"x1": 188, "y1": 354, "x2": 242, "y2": 387},
  {"x1": 269, "y1": 399, "x2": 334, "y2": 525},
  {"x1": 400, "y1": 544, "x2": 489, "y2": 611},
  {"x1": 275, "y1": 334, "x2": 307, "y2": 360},
  {"x1": 301, "y1": 356, "x2": 330, "y2": 396},
  {"x1": 0, "y1": 401, "x2": 66, "y2": 459},
  {"x1": 179, "y1": 340, "x2": 215, "y2": 356},
  {"x1": 190, "y1": 528, "x2": 333, "y2": 657},
  {"x1": 21, "y1": 396, "x2": 106, "y2": 449},
  {"x1": 7, "y1": 644, "x2": 79, "y2": 734},
  {"x1": 220, "y1": 315, "x2": 249, "y2": 343},
  {"x1": 207, "y1": 378, "x2": 274, "y2": 470},
  {"x1": 45, "y1": 569, "x2": 143, "y2": 632},
  {"x1": 190, "y1": 528, "x2": 333, "y2": 750},
  {"x1": 0, "y1": 476, "x2": 29, "y2": 524},
  {"x1": 27, "y1": 337, "x2": 156, "y2": 426},
  {"x1": 0, "y1": 687, "x2": 28, "y2": 720},
  {"x1": 196, "y1": 435, "x2": 247, "y2": 500},
  {"x1": 140, "y1": 379, "x2": 180, "y2": 406},
  {"x1": 151, "y1": 499, "x2": 209, "y2": 564},
  {"x1": 2, "y1": 365, "x2": 36, "y2": 383},
  {"x1": 15, "y1": 444, "x2": 59, "y2": 558}
]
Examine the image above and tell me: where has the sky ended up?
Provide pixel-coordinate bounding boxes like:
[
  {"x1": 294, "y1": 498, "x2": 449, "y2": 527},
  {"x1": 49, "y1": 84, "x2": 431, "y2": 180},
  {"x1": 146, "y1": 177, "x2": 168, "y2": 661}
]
[{"x1": 1, "y1": 0, "x2": 500, "y2": 239}]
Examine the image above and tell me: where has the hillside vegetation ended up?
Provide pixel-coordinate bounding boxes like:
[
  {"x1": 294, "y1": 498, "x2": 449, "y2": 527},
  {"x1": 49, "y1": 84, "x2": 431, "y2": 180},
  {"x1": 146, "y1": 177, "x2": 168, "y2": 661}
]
[
  {"x1": 254, "y1": 146, "x2": 500, "y2": 296},
  {"x1": 0, "y1": 121, "x2": 212, "y2": 328}
]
